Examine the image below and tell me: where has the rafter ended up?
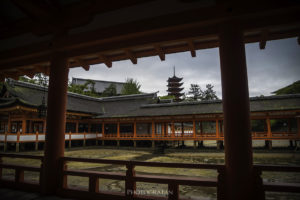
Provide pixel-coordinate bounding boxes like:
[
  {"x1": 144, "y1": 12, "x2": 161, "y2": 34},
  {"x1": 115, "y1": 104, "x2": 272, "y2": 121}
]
[
  {"x1": 259, "y1": 29, "x2": 269, "y2": 49},
  {"x1": 154, "y1": 45, "x2": 165, "y2": 61},
  {"x1": 125, "y1": 50, "x2": 137, "y2": 64},
  {"x1": 98, "y1": 55, "x2": 112, "y2": 68},
  {"x1": 188, "y1": 41, "x2": 196, "y2": 57},
  {"x1": 74, "y1": 58, "x2": 90, "y2": 71}
]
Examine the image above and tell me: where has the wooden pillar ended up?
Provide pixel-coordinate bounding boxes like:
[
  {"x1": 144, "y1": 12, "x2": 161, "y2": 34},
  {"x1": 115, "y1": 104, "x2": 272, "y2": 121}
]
[
  {"x1": 133, "y1": 121, "x2": 137, "y2": 138},
  {"x1": 151, "y1": 120, "x2": 155, "y2": 138},
  {"x1": 83, "y1": 131, "x2": 86, "y2": 147},
  {"x1": 117, "y1": 140, "x2": 120, "y2": 147},
  {"x1": 297, "y1": 117, "x2": 300, "y2": 138},
  {"x1": 193, "y1": 119, "x2": 196, "y2": 138},
  {"x1": 16, "y1": 131, "x2": 20, "y2": 152},
  {"x1": 35, "y1": 131, "x2": 39, "y2": 151},
  {"x1": 193, "y1": 141, "x2": 197, "y2": 149},
  {"x1": 22, "y1": 118, "x2": 26, "y2": 134},
  {"x1": 7, "y1": 115, "x2": 11, "y2": 133},
  {"x1": 68, "y1": 131, "x2": 72, "y2": 149},
  {"x1": 42, "y1": 51, "x2": 69, "y2": 194},
  {"x1": 266, "y1": 117, "x2": 272, "y2": 149},
  {"x1": 4, "y1": 132, "x2": 7, "y2": 152},
  {"x1": 219, "y1": 20, "x2": 253, "y2": 200},
  {"x1": 171, "y1": 121, "x2": 175, "y2": 138},
  {"x1": 152, "y1": 140, "x2": 155, "y2": 149},
  {"x1": 133, "y1": 140, "x2": 137, "y2": 148},
  {"x1": 117, "y1": 122, "x2": 120, "y2": 138},
  {"x1": 43, "y1": 120, "x2": 46, "y2": 133},
  {"x1": 75, "y1": 121, "x2": 79, "y2": 133}
]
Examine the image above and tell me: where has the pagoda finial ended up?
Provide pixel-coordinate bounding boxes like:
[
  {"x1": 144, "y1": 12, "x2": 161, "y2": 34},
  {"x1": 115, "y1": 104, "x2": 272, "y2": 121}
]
[{"x1": 173, "y1": 66, "x2": 175, "y2": 77}]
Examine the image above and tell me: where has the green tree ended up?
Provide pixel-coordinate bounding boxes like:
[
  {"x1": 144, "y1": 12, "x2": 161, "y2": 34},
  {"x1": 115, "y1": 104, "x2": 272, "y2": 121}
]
[
  {"x1": 188, "y1": 84, "x2": 202, "y2": 100},
  {"x1": 200, "y1": 84, "x2": 219, "y2": 101},
  {"x1": 121, "y1": 78, "x2": 141, "y2": 95},
  {"x1": 68, "y1": 80, "x2": 100, "y2": 97},
  {"x1": 272, "y1": 80, "x2": 300, "y2": 95},
  {"x1": 102, "y1": 83, "x2": 117, "y2": 97}
]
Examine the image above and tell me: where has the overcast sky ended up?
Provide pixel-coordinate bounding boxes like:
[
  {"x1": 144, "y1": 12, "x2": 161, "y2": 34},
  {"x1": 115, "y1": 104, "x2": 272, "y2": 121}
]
[{"x1": 69, "y1": 37, "x2": 300, "y2": 98}]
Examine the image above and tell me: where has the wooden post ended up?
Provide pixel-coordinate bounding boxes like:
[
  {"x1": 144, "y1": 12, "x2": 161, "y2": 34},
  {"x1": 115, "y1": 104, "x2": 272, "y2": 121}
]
[
  {"x1": 7, "y1": 115, "x2": 11, "y2": 133},
  {"x1": 83, "y1": 131, "x2": 86, "y2": 147},
  {"x1": 15, "y1": 169, "x2": 24, "y2": 183},
  {"x1": 117, "y1": 140, "x2": 120, "y2": 147},
  {"x1": 219, "y1": 20, "x2": 253, "y2": 200},
  {"x1": 0, "y1": 156, "x2": 2, "y2": 179},
  {"x1": 117, "y1": 122, "x2": 120, "y2": 138},
  {"x1": 171, "y1": 121, "x2": 175, "y2": 138},
  {"x1": 266, "y1": 117, "x2": 272, "y2": 138},
  {"x1": 193, "y1": 119, "x2": 196, "y2": 138},
  {"x1": 4, "y1": 132, "x2": 7, "y2": 152},
  {"x1": 35, "y1": 131, "x2": 39, "y2": 151},
  {"x1": 168, "y1": 183, "x2": 179, "y2": 200},
  {"x1": 22, "y1": 118, "x2": 26, "y2": 134},
  {"x1": 125, "y1": 163, "x2": 136, "y2": 199},
  {"x1": 193, "y1": 141, "x2": 197, "y2": 149},
  {"x1": 75, "y1": 121, "x2": 79, "y2": 133},
  {"x1": 152, "y1": 120, "x2": 155, "y2": 138},
  {"x1": 42, "y1": 51, "x2": 69, "y2": 194},
  {"x1": 68, "y1": 131, "x2": 72, "y2": 149},
  {"x1": 133, "y1": 121, "x2": 137, "y2": 138},
  {"x1": 297, "y1": 117, "x2": 300, "y2": 138},
  {"x1": 89, "y1": 176, "x2": 99, "y2": 193},
  {"x1": 16, "y1": 131, "x2": 20, "y2": 152},
  {"x1": 133, "y1": 140, "x2": 137, "y2": 148},
  {"x1": 266, "y1": 117, "x2": 272, "y2": 149},
  {"x1": 152, "y1": 140, "x2": 155, "y2": 149}
]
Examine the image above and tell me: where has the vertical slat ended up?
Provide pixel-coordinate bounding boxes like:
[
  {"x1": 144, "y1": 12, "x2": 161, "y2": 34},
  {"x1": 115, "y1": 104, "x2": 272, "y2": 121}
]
[
  {"x1": 217, "y1": 168, "x2": 226, "y2": 200},
  {"x1": 89, "y1": 176, "x2": 99, "y2": 193},
  {"x1": 15, "y1": 168, "x2": 24, "y2": 183},
  {"x1": 0, "y1": 156, "x2": 2, "y2": 179},
  {"x1": 58, "y1": 159, "x2": 68, "y2": 189},
  {"x1": 168, "y1": 183, "x2": 179, "y2": 200},
  {"x1": 125, "y1": 162, "x2": 136, "y2": 199}
]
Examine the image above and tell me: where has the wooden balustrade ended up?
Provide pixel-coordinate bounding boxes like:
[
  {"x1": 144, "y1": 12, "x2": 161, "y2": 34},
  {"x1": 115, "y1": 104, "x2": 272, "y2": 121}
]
[
  {"x1": 0, "y1": 153, "x2": 43, "y2": 191},
  {"x1": 0, "y1": 154, "x2": 300, "y2": 199}
]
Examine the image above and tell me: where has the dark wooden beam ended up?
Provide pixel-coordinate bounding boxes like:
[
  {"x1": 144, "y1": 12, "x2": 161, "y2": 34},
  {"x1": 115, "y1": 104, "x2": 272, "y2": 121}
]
[
  {"x1": 154, "y1": 45, "x2": 165, "y2": 61},
  {"x1": 98, "y1": 55, "x2": 112, "y2": 68},
  {"x1": 188, "y1": 41, "x2": 196, "y2": 57},
  {"x1": 125, "y1": 50, "x2": 137, "y2": 64},
  {"x1": 74, "y1": 58, "x2": 90, "y2": 71},
  {"x1": 259, "y1": 29, "x2": 268, "y2": 50}
]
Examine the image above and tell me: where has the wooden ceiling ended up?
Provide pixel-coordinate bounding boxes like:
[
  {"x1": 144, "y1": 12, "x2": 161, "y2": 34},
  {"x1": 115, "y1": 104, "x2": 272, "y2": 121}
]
[{"x1": 0, "y1": 0, "x2": 299, "y2": 80}]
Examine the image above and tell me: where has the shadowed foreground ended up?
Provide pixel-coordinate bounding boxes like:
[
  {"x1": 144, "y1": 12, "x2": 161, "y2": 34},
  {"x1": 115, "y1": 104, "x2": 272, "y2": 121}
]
[{"x1": 0, "y1": 188, "x2": 74, "y2": 200}]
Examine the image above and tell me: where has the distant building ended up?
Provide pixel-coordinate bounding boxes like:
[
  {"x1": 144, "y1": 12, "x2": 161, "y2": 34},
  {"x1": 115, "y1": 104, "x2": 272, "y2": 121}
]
[
  {"x1": 167, "y1": 67, "x2": 184, "y2": 102},
  {"x1": 72, "y1": 78, "x2": 125, "y2": 95}
]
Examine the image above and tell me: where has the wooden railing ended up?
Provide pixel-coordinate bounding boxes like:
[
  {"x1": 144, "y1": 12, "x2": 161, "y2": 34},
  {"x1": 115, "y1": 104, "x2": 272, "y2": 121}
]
[
  {"x1": 0, "y1": 153, "x2": 43, "y2": 192},
  {"x1": 0, "y1": 153, "x2": 300, "y2": 200}
]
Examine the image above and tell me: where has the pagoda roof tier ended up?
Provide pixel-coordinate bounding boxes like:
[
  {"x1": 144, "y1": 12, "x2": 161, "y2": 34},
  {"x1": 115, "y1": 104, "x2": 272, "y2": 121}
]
[
  {"x1": 168, "y1": 92, "x2": 184, "y2": 96},
  {"x1": 167, "y1": 76, "x2": 183, "y2": 82},
  {"x1": 167, "y1": 82, "x2": 184, "y2": 87},
  {"x1": 167, "y1": 88, "x2": 184, "y2": 93}
]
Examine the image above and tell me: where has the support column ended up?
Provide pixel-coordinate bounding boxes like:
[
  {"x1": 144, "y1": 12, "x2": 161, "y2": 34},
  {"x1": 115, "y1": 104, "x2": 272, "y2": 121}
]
[
  {"x1": 133, "y1": 140, "x2": 137, "y2": 148},
  {"x1": 219, "y1": 21, "x2": 253, "y2": 200},
  {"x1": 152, "y1": 140, "x2": 155, "y2": 149},
  {"x1": 193, "y1": 141, "x2": 197, "y2": 149},
  {"x1": 16, "y1": 131, "x2": 20, "y2": 152},
  {"x1": 35, "y1": 131, "x2": 39, "y2": 151},
  {"x1": 117, "y1": 140, "x2": 120, "y2": 147},
  {"x1": 42, "y1": 52, "x2": 69, "y2": 194},
  {"x1": 266, "y1": 117, "x2": 272, "y2": 150}
]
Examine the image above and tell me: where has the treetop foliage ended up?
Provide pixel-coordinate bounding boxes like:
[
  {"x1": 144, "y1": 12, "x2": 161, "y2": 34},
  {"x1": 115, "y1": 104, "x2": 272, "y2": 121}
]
[{"x1": 121, "y1": 78, "x2": 141, "y2": 95}]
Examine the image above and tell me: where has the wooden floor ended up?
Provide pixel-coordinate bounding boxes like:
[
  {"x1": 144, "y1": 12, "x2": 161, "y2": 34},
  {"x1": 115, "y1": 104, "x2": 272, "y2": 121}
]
[{"x1": 0, "y1": 188, "x2": 74, "y2": 200}]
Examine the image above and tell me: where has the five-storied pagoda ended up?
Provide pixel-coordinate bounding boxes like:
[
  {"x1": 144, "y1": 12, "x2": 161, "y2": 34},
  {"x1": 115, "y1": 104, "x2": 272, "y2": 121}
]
[{"x1": 167, "y1": 67, "x2": 184, "y2": 102}]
